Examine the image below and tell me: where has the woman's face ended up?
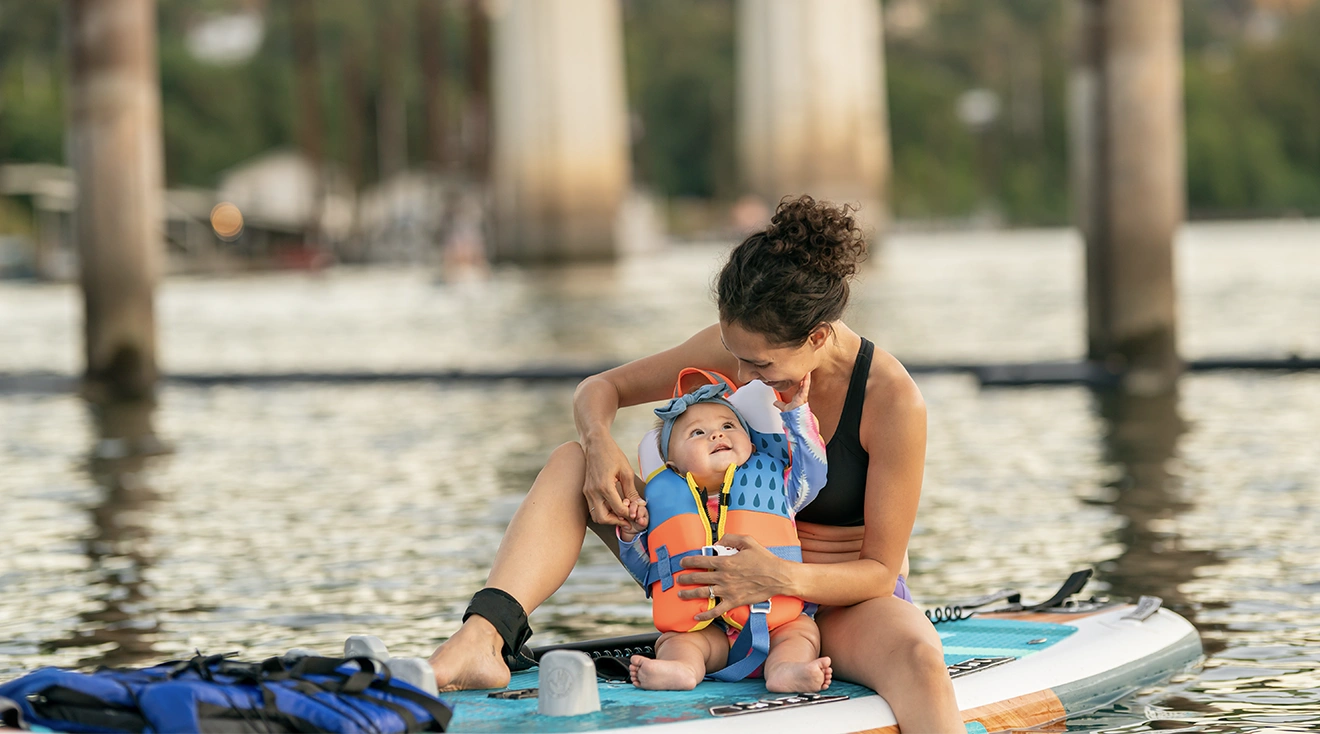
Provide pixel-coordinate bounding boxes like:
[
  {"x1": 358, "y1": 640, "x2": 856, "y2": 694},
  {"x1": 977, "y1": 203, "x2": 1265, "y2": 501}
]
[{"x1": 718, "y1": 321, "x2": 824, "y2": 394}]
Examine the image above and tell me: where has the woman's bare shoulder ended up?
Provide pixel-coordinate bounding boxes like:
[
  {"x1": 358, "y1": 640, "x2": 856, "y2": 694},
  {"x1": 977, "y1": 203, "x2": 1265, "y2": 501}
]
[{"x1": 862, "y1": 346, "x2": 926, "y2": 433}]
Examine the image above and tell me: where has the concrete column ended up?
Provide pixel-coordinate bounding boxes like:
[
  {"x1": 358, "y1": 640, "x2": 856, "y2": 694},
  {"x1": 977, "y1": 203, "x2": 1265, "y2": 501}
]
[
  {"x1": 488, "y1": 0, "x2": 631, "y2": 263},
  {"x1": 737, "y1": 0, "x2": 891, "y2": 239},
  {"x1": 1070, "y1": 0, "x2": 1183, "y2": 392},
  {"x1": 67, "y1": 0, "x2": 163, "y2": 401}
]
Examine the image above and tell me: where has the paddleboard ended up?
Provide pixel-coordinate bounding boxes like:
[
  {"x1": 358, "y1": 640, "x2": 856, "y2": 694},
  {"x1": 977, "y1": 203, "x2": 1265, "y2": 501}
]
[
  {"x1": 0, "y1": 575, "x2": 1201, "y2": 734},
  {"x1": 442, "y1": 581, "x2": 1202, "y2": 734}
]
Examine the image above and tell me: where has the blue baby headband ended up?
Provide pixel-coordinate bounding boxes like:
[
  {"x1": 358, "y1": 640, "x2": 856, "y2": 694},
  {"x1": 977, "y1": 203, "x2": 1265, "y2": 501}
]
[{"x1": 655, "y1": 382, "x2": 752, "y2": 462}]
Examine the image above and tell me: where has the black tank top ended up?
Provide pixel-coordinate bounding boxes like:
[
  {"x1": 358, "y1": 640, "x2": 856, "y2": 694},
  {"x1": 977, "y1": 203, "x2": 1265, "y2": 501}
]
[{"x1": 793, "y1": 337, "x2": 873, "y2": 528}]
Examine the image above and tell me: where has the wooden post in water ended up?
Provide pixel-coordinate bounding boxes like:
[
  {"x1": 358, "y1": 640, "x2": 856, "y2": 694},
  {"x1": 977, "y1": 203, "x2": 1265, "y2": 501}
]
[
  {"x1": 377, "y1": 2, "x2": 408, "y2": 181},
  {"x1": 418, "y1": 0, "x2": 450, "y2": 172},
  {"x1": 1070, "y1": 0, "x2": 1184, "y2": 392},
  {"x1": 67, "y1": 0, "x2": 163, "y2": 402},
  {"x1": 290, "y1": 0, "x2": 324, "y2": 246},
  {"x1": 464, "y1": 0, "x2": 491, "y2": 183},
  {"x1": 487, "y1": 0, "x2": 631, "y2": 262},
  {"x1": 736, "y1": 0, "x2": 892, "y2": 240}
]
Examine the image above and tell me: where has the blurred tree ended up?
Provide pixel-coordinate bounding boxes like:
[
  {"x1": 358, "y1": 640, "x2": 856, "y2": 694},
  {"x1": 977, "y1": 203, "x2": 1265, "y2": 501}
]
[
  {"x1": 0, "y1": 2, "x2": 66, "y2": 165},
  {"x1": 622, "y1": 0, "x2": 736, "y2": 199}
]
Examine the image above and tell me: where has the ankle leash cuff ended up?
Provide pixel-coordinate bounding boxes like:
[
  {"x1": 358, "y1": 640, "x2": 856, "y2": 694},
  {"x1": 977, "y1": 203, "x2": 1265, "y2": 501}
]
[{"x1": 463, "y1": 588, "x2": 537, "y2": 672}]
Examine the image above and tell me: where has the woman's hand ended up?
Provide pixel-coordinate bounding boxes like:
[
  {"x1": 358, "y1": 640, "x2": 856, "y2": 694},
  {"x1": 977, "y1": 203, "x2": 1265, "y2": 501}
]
[
  {"x1": 581, "y1": 438, "x2": 644, "y2": 527},
  {"x1": 676, "y1": 534, "x2": 793, "y2": 622},
  {"x1": 774, "y1": 373, "x2": 811, "y2": 412}
]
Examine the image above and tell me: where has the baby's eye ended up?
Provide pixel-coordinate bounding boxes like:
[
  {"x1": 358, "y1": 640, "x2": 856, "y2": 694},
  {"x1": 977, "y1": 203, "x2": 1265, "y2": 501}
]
[
  {"x1": 690, "y1": 428, "x2": 705, "y2": 437},
  {"x1": 723, "y1": 422, "x2": 736, "y2": 430}
]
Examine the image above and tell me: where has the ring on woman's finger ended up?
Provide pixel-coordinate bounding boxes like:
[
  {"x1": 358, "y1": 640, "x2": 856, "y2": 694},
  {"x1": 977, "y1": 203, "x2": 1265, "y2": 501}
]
[{"x1": 707, "y1": 586, "x2": 716, "y2": 601}]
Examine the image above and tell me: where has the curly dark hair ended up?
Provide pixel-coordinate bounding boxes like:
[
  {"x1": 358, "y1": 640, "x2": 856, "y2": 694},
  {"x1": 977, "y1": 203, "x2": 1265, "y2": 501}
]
[{"x1": 716, "y1": 195, "x2": 867, "y2": 346}]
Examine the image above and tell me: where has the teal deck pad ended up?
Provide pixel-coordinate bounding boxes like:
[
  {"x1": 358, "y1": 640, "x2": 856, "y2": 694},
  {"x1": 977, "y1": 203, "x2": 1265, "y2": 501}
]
[
  {"x1": 937, "y1": 617, "x2": 1076, "y2": 665},
  {"x1": 443, "y1": 618, "x2": 1076, "y2": 732}
]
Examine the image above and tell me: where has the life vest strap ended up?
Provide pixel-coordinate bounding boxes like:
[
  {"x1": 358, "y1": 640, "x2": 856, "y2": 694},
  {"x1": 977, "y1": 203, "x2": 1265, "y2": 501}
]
[
  {"x1": 644, "y1": 546, "x2": 713, "y2": 595},
  {"x1": 765, "y1": 544, "x2": 803, "y2": 563},
  {"x1": 706, "y1": 600, "x2": 773, "y2": 682}
]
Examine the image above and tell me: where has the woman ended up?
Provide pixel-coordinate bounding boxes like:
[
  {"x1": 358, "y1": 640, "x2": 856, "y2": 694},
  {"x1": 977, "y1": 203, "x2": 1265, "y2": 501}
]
[{"x1": 429, "y1": 196, "x2": 963, "y2": 732}]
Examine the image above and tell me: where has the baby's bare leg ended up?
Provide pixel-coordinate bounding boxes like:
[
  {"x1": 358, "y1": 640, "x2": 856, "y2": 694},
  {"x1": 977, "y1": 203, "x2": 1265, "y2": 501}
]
[
  {"x1": 763, "y1": 616, "x2": 832, "y2": 693},
  {"x1": 630, "y1": 627, "x2": 729, "y2": 691}
]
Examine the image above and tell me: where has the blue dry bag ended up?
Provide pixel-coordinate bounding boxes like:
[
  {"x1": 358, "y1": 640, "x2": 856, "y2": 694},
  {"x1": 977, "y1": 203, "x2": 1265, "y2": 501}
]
[{"x1": 0, "y1": 652, "x2": 452, "y2": 733}]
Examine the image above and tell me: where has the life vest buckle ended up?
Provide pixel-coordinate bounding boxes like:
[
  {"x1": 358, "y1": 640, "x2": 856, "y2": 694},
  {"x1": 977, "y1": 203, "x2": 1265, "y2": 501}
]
[
  {"x1": 702, "y1": 544, "x2": 739, "y2": 557},
  {"x1": 749, "y1": 600, "x2": 772, "y2": 615}
]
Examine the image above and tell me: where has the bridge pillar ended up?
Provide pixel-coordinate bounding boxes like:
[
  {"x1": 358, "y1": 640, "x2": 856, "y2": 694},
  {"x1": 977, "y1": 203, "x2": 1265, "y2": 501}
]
[
  {"x1": 736, "y1": 0, "x2": 891, "y2": 239},
  {"x1": 488, "y1": 0, "x2": 631, "y2": 263},
  {"x1": 1070, "y1": 0, "x2": 1184, "y2": 392},
  {"x1": 67, "y1": 0, "x2": 163, "y2": 401}
]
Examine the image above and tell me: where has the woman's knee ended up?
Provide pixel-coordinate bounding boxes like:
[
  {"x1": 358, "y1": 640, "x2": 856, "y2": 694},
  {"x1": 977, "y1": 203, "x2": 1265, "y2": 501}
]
[
  {"x1": 895, "y1": 636, "x2": 950, "y2": 684},
  {"x1": 546, "y1": 441, "x2": 586, "y2": 467},
  {"x1": 530, "y1": 442, "x2": 587, "y2": 494}
]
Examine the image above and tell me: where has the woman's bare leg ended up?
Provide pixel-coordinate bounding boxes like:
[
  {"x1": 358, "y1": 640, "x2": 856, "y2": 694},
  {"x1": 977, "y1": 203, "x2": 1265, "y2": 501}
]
[
  {"x1": 429, "y1": 442, "x2": 593, "y2": 691},
  {"x1": 817, "y1": 596, "x2": 963, "y2": 733},
  {"x1": 629, "y1": 627, "x2": 728, "y2": 691},
  {"x1": 762, "y1": 616, "x2": 832, "y2": 693}
]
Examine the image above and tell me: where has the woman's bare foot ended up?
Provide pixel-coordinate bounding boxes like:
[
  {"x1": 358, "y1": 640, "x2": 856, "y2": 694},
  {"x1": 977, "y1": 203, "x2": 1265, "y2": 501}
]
[
  {"x1": 629, "y1": 655, "x2": 703, "y2": 691},
  {"x1": 428, "y1": 616, "x2": 512, "y2": 692},
  {"x1": 764, "y1": 656, "x2": 832, "y2": 693}
]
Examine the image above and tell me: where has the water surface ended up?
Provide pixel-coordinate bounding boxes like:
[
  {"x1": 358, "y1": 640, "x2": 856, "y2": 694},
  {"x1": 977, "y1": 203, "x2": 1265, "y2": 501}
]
[{"x1": 2, "y1": 221, "x2": 1318, "y2": 731}]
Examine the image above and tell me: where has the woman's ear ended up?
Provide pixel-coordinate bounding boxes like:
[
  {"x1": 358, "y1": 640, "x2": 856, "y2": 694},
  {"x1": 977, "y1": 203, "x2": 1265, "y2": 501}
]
[{"x1": 807, "y1": 323, "x2": 832, "y2": 350}]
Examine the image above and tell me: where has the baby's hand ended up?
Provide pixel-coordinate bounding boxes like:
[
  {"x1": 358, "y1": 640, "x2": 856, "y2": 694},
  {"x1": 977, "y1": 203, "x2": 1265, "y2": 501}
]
[
  {"x1": 774, "y1": 373, "x2": 812, "y2": 412},
  {"x1": 618, "y1": 498, "x2": 649, "y2": 542}
]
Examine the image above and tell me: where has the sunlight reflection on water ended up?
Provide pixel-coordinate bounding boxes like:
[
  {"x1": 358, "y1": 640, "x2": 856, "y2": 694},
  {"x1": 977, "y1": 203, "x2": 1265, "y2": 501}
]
[{"x1": 2, "y1": 222, "x2": 1319, "y2": 732}]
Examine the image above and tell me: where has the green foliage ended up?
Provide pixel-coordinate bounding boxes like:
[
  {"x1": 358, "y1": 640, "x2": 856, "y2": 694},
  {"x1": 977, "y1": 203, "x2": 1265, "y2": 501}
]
[{"x1": 623, "y1": 0, "x2": 736, "y2": 199}]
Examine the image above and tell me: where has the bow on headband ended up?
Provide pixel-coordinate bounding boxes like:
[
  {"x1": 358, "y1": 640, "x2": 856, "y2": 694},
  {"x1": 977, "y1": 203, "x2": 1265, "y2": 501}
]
[{"x1": 655, "y1": 382, "x2": 752, "y2": 462}]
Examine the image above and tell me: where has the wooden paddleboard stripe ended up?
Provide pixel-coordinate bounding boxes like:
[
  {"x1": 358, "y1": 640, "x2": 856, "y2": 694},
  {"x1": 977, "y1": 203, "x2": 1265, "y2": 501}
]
[{"x1": 845, "y1": 689, "x2": 1066, "y2": 734}]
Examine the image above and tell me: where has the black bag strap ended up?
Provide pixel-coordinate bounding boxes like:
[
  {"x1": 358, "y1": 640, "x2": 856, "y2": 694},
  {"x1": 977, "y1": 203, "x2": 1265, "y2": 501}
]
[
  {"x1": 369, "y1": 682, "x2": 453, "y2": 732},
  {"x1": 282, "y1": 656, "x2": 452, "y2": 731},
  {"x1": 286, "y1": 656, "x2": 385, "y2": 694},
  {"x1": 1, "y1": 696, "x2": 26, "y2": 730}
]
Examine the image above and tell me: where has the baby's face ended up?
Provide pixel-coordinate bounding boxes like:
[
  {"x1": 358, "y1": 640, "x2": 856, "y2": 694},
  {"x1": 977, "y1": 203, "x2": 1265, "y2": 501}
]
[{"x1": 666, "y1": 402, "x2": 754, "y2": 487}]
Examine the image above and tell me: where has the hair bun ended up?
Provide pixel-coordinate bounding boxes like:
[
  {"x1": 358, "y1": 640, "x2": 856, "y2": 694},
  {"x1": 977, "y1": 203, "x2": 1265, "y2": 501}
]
[{"x1": 763, "y1": 195, "x2": 867, "y2": 279}]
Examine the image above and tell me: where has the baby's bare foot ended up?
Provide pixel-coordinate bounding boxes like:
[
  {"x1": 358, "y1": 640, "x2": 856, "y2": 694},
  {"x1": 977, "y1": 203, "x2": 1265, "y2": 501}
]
[
  {"x1": 764, "y1": 656, "x2": 832, "y2": 693},
  {"x1": 428, "y1": 618, "x2": 512, "y2": 692},
  {"x1": 629, "y1": 655, "x2": 703, "y2": 691}
]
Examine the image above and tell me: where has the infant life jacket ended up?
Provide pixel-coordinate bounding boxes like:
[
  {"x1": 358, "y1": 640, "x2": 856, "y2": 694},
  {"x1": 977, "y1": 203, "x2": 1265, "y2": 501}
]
[
  {"x1": 641, "y1": 457, "x2": 805, "y2": 635},
  {"x1": 636, "y1": 368, "x2": 807, "y2": 681}
]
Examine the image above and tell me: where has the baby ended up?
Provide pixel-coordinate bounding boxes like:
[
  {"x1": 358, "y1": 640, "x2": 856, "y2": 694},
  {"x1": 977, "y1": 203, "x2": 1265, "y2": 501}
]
[{"x1": 617, "y1": 376, "x2": 832, "y2": 693}]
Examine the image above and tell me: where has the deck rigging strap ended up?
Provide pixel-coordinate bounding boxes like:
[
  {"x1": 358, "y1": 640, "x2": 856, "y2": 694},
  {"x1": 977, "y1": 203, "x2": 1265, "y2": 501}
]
[{"x1": 925, "y1": 568, "x2": 1095, "y2": 624}]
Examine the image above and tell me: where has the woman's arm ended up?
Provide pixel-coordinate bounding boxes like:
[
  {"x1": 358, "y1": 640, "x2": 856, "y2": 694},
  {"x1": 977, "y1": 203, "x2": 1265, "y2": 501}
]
[{"x1": 574, "y1": 325, "x2": 739, "y2": 525}]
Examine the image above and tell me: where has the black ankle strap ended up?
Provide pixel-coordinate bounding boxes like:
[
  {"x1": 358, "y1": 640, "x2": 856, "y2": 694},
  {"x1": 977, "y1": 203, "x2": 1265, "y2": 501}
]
[{"x1": 463, "y1": 588, "x2": 537, "y2": 671}]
